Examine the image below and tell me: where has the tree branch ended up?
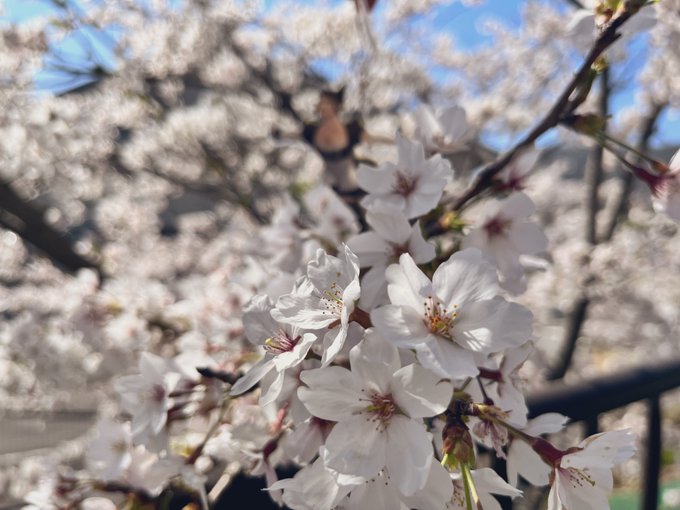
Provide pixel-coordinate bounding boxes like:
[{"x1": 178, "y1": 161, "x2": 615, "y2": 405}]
[
  {"x1": 0, "y1": 179, "x2": 99, "y2": 274},
  {"x1": 449, "y1": 8, "x2": 636, "y2": 212},
  {"x1": 562, "y1": 0, "x2": 585, "y2": 9},
  {"x1": 546, "y1": 70, "x2": 610, "y2": 381},
  {"x1": 585, "y1": 68, "x2": 610, "y2": 245},
  {"x1": 548, "y1": 295, "x2": 591, "y2": 381}
]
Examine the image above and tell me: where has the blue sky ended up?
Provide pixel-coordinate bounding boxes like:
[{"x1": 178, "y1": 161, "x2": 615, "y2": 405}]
[
  {"x1": 2, "y1": 0, "x2": 678, "y2": 149},
  {"x1": 2, "y1": 0, "x2": 58, "y2": 21}
]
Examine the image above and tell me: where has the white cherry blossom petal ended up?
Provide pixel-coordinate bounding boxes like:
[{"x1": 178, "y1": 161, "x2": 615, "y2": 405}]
[
  {"x1": 230, "y1": 356, "x2": 276, "y2": 396},
  {"x1": 453, "y1": 299, "x2": 532, "y2": 353},
  {"x1": 346, "y1": 232, "x2": 390, "y2": 268},
  {"x1": 298, "y1": 367, "x2": 366, "y2": 420},
  {"x1": 509, "y1": 222, "x2": 549, "y2": 254},
  {"x1": 370, "y1": 305, "x2": 432, "y2": 347},
  {"x1": 389, "y1": 253, "x2": 433, "y2": 302},
  {"x1": 432, "y1": 248, "x2": 498, "y2": 308},
  {"x1": 350, "y1": 331, "x2": 402, "y2": 375},
  {"x1": 324, "y1": 415, "x2": 387, "y2": 478},
  {"x1": 391, "y1": 364, "x2": 452, "y2": 418},
  {"x1": 385, "y1": 416, "x2": 433, "y2": 495},
  {"x1": 415, "y1": 338, "x2": 479, "y2": 379}
]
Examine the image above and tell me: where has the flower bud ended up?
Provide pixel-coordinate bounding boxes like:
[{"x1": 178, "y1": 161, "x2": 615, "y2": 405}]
[
  {"x1": 563, "y1": 113, "x2": 607, "y2": 137},
  {"x1": 442, "y1": 415, "x2": 475, "y2": 469},
  {"x1": 438, "y1": 211, "x2": 466, "y2": 232}
]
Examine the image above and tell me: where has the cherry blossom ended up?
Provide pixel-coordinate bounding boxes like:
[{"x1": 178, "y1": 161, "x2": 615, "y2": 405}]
[
  {"x1": 448, "y1": 467, "x2": 522, "y2": 510},
  {"x1": 273, "y1": 245, "x2": 361, "y2": 365},
  {"x1": 412, "y1": 104, "x2": 472, "y2": 154},
  {"x1": 268, "y1": 454, "x2": 357, "y2": 510},
  {"x1": 371, "y1": 249, "x2": 533, "y2": 378},
  {"x1": 0, "y1": 0, "x2": 665, "y2": 507},
  {"x1": 341, "y1": 461, "x2": 453, "y2": 510},
  {"x1": 507, "y1": 413, "x2": 570, "y2": 487},
  {"x1": 462, "y1": 192, "x2": 548, "y2": 294},
  {"x1": 470, "y1": 344, "x2": 534, "y2": 427},
  {"x1": 298, "y1": 334, "x2": 452, "y2": 495},
  {"x1": 646, "y1": 148, "x2": 680, "y2": 222},
  {"x1": 303, "y1": 185, "x2": 361, "y2": 245},
  {"x1": 86, "y1": 419, "x2": 133, "y2": 481},
  {"x1": 548, "y1": 429, "x2": 636, "y2": 510},
  {"x1": 494, "y1": 147, "x2": 540, "y2": 192},
  {"x1": 230, "y1": 294, "x2": 317, "y2": 404},
  {"x1": 347, "y1": 205, "x2": 435, "y2": 307},
  {"x1": 113, "y1": 352, "x2": 183, "y2": 446},
  {"x1": 357, "y1": 134, "x2": 454, "y2": 219}
]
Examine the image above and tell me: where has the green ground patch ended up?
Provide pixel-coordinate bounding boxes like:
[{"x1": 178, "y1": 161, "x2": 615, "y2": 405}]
[{"x1": 610, "y1": 481, "x2": 680, "y2": 510}]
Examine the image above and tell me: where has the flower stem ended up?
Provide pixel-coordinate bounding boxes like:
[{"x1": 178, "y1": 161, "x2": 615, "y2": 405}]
[
  {"x1": 186, "y1": 397, "x2": 230, "y2": 465},
  {"x1": 481, "y1": 411, "x2": 564, "y2": 466},
  {"x1": 598, "y1": 132, "x2": 645, "y2": 159},
  {"x1": 461, "y1": 462, "x2": 481, "y2": 510}
]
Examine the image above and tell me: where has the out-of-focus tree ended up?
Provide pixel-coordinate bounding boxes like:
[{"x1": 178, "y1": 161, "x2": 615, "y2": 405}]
[{"x1": 0, "y1": 1, "x2": 679, "y2": 509}]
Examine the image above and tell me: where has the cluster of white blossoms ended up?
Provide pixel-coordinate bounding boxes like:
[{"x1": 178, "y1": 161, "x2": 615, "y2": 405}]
[
  {"x1": 22, "y1": 98, "x2": 648, "y2": 510},
  {"x1": 5, "y1": 0, "x2": 680, "y2": 509}
]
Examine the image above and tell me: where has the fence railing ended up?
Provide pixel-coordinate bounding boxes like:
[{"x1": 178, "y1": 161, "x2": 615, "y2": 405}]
[{"x1": 496, "y1": 356, "x2": 680, "y2": 510}]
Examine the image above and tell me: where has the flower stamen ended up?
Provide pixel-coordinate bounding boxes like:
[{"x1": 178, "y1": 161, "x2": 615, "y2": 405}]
[
  {"x1": 320, "y1": 282, "x2": 344, "y2": 316},
  {"x1": 423, "y1": 296, "x2": 458, "y2": 337},
  {"x1": 359, "y1": 392, "x2": 400, "y2": 430},
  {"x1": 484, "y1": 216, "x2": 511, "y2": 238},
  {"x1": 393, "y1": 172, "x2": 418, "y2": 197},
  {"x1": 264, "y1": 330, "x2": 301, "y2": 355}
]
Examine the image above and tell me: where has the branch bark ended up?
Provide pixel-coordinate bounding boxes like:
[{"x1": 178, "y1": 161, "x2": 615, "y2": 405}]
[
  {"x1": 0, "y1": 179, "x2": 99, "y2": 274},
  {"x1": 563, "y1": 0, "x2": 585, "y2": 9},
  {"x1": 548, "y1": 295, "x2": 591, "y2": 381},
  {"x1": 585, "y1": 68, "x2": 610, "y2": 245}
]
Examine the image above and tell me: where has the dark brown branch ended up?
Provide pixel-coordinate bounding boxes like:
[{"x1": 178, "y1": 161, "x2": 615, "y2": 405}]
[
  {"x1": 449, "y1": 8, "x2": 636, "y2": 212},
  {"x1": 548, "y1": 295, "x2": 590, "y2": 381},
  {"x1": 0, "y1": 179, "x2": 99, "y2": 274},
  {"x1": 585, "y1": 68, "x2": 610, "y2": 245}
]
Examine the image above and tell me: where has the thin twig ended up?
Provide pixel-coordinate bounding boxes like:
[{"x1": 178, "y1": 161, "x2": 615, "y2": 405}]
[
  {"x1": 548, "y1": 295, "x2": 591, "y2": 381},
  {"x1": 601, "y1": 104, "x2": 663, "y2": 241},
  {"x1": 186, "y1": 398, "x2": 230, "y2": 465}
]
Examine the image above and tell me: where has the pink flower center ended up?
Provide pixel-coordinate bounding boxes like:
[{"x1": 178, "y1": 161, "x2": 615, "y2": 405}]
[
  {"x1": 393, "y1": 172, "x2": 418, "y2": 197},
  {"x1": 388, "y1": 242, "x2": 409, "y2": 262},
  {"x1": 264, "y1": 330, "x2": 300, "y2": 355},
  {"x1": 150, "y1": 383, "x2": 166, "y2": 403},
  {"x1": 361, "y1": 392, "x2": 399, "y2": 429},
  {"x1": 423, "y1": 296, "x2": 458, "y2": 337},
  {"x1": 483, "y1": 215, "x2": 511, "y2": 238},
  {"x1": 498, "y1": 172, "x2": 526, "y2": 192}
]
